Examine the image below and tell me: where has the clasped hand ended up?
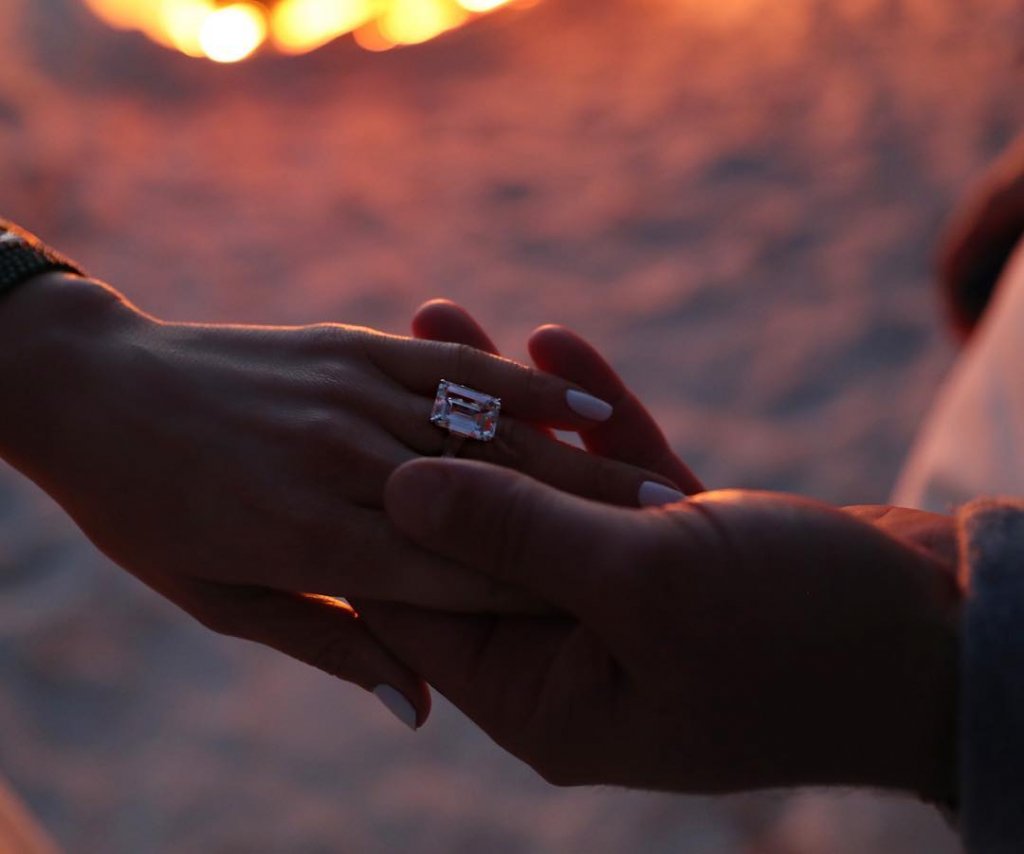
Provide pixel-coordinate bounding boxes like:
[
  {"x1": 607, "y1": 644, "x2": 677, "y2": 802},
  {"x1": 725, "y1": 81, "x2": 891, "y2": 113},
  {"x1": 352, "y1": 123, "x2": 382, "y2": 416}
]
[
  {"x1": 0, "y1": 278, "x2": 961, "y2": 802},
  {"x1": 0, "y1": 276, "x2": 684, "y2": 723},
  {"x1": 358, "y1": 301, "x2": 961, "y2": 804}
]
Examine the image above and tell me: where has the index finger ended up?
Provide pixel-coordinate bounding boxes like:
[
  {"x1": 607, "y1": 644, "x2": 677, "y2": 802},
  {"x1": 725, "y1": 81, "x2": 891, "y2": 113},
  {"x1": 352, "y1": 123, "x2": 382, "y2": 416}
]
[{"x1": 364, "y1": 332, "x2": 615, "y2": 431}]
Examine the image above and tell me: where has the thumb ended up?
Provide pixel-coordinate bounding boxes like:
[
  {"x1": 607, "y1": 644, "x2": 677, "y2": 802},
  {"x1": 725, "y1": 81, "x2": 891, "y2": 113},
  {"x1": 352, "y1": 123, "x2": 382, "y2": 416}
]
[{"x1": 385, "y1": 457, "x2": 633, "y2": 621}]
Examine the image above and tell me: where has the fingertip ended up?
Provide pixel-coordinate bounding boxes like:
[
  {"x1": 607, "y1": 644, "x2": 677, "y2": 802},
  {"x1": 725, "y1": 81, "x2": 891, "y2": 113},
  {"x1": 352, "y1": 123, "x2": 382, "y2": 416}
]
[
  {"x1": 414, "y1": 678, "x2": 433, "y2": 726},
  {"x1": 412, "y1": 300, "x2": 499, "y2": 353},
  {"x1": 372, "y1": 680, "x2": 432, "y2": 730},
  {"x1": 528, "y1": 327, "x2": 585, "y2": 384},
  {"x1": 415, "y1": 297, "x2": 462, "y2": 316},
  {"x1": 411, "y1": 298, "x2": 464, "y2": 336},
  {"x1": 527, "y1": 323, "x2": 574, "y2": 357},
  {"x1": 530, "y1": 323, "x2": 571, "y2": 337},
  {"x1": 565, "y1": 388, "x2": 614, "y2": 422},
  {"x1": 247, "y1": 592, "x2": 432, "y2": 731},
  {"x1": 638, "y1": 480, "x2": 687, "y2": 507},
  {"x1": 528, "y1": 325, "x2": 615, "y2": 384}
]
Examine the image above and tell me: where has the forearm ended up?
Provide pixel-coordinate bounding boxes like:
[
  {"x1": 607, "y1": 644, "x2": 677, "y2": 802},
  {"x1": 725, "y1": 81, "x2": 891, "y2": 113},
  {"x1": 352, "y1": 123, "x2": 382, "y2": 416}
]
[{"x1": 0, "y1": 272, "x2": 142, "y2": 484}]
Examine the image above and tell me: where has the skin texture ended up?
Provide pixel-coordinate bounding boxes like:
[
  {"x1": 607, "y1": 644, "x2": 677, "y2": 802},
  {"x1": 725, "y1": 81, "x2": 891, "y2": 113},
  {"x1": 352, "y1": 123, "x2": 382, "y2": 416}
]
[
  {"x1": 0, "y1": 277, "x2": 679, "y2": 723},
  {"x1": 361, "y1": 301, "x2": 960, "y2": 802}
]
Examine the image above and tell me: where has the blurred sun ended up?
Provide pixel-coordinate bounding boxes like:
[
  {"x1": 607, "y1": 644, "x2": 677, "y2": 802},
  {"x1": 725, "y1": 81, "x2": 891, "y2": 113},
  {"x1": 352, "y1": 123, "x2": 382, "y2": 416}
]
[{"x1": 83, "y1": 0, "x2": 534, "y2": 61}]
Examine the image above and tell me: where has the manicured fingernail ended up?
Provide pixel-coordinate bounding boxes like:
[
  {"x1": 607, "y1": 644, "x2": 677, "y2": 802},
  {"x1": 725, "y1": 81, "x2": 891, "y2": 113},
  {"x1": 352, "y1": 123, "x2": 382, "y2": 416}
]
[
  {"x1": 638, "y1": 481, "x2": 686, "y2": 507},
  {"x1": 566, "y1": 389, "x2": 613, "y2": 421},
  {"x1": 373, "y1": 685, "x2": 418, "y2": 731}
]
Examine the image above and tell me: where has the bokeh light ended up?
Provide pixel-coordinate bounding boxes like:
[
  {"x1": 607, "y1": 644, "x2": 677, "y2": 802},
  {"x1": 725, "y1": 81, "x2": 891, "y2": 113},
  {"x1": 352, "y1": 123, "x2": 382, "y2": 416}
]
[
  {"x1": 199, "y1": 4, "x2": 269, "y2": 63},
  {"x1": 83, "y1": 0, "x2": 527, "y2": 60}
]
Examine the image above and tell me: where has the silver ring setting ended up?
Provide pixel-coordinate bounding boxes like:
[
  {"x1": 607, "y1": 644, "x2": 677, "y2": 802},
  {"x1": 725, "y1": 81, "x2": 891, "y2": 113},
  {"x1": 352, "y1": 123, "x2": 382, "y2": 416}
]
[{"x1": 430, "y1": 379, "x2": 501, "y2": 456}]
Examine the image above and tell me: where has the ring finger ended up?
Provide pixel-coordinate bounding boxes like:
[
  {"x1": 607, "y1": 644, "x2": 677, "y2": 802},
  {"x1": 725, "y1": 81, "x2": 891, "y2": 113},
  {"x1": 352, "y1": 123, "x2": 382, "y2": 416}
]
[{"x1": 390, "y1": 395, "x2": 685, "y2": 509}]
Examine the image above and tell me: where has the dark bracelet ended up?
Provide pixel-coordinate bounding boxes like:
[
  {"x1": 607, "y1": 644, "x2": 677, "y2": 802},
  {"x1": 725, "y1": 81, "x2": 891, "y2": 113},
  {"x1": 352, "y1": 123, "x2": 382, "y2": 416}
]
[{"x1": 0, "y1": 220, "x2": 87, "y2": 299}]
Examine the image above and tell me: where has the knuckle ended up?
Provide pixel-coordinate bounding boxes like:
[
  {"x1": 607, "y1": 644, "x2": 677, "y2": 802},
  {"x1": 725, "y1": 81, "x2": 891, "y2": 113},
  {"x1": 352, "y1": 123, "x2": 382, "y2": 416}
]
[
  {"x1": 301, "y1": 323, "x2": 344, "y2": 354},
  {"x1": 444, "y1": 342, "x2": 475, "y2": 384},
  {"x1": 302, "y1": 323, "x2": 368, "y2": 355}
]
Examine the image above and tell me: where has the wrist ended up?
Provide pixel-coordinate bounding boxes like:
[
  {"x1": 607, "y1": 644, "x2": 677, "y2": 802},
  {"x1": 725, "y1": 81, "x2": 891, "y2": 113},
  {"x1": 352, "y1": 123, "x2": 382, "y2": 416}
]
[{"x1": 0, "y1": 272, "x2": 151, "y2": 480}]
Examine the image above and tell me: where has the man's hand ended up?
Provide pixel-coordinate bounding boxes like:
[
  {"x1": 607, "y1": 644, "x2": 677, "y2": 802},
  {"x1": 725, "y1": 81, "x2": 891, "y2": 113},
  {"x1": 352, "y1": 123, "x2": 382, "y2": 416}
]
[
  {"x1": 358, "y1": 459, "x2": 960, "y2": 800},
  {"x1": 0, "y1": 275, "x2": 681, "y2": 725}
]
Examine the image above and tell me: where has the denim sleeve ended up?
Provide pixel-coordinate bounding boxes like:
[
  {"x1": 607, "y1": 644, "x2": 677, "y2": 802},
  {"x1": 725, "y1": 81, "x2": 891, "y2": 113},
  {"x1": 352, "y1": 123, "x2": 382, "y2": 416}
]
[{"x1": 958, "y1": 498, "x2": 1024, "y2": 853}]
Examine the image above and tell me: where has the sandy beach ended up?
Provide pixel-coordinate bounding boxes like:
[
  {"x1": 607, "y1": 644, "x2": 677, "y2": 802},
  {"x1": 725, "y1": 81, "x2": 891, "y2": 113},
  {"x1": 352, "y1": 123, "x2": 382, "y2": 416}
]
[{"x1": 1, "y1": 0, "x2": 1021, "y2": 849}]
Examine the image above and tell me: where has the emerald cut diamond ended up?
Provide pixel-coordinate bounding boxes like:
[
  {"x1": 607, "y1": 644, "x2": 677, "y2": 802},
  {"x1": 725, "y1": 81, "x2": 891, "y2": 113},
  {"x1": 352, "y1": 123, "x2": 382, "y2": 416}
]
[{"x1": 431, "y1": 380, "x2": 501, "y2": 441}]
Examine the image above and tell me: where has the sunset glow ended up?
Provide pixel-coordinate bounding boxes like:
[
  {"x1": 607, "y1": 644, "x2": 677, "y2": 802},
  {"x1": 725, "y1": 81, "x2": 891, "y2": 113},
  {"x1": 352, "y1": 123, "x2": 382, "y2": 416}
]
[
  {"x1": 83, "y1": 0, "x2": 527, "y2": 61},
  {"x1": 271, "y1": 0, "x2": 376, "y2": 54},
  {"x1": 200, "y1": 4, "x2": 268, "y2": 62}
]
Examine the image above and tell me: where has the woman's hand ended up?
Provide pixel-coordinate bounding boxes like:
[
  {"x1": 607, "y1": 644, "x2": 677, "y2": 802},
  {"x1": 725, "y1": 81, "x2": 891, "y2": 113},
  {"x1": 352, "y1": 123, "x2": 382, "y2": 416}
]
[
  {"x1": 0, "y1": 275, "x2": 680, "y2": 724},
  {"x1": 358, "y1": 459, "x2": 960, "y2": 801},
  {"x1": 411, "y1": 299, "x2": 703, "y2": 495}
]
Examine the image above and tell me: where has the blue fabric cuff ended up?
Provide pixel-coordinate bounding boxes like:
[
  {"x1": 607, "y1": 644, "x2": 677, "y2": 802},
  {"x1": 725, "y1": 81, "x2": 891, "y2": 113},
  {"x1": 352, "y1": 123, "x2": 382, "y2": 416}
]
[{"x1": 958, "y1": 498, "x2": 1024, "y2": 853}]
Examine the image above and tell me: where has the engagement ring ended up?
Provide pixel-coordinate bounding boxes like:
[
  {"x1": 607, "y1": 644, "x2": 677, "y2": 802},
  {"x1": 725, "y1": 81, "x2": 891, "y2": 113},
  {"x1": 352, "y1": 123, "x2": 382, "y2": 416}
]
[{"x1": 430, "y1": 380, "x2": 501, "y2": 457}]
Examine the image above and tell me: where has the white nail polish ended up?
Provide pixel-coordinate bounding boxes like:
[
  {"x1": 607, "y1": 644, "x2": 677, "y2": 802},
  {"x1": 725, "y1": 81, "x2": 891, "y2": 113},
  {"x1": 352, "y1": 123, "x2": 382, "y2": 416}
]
[
  {"x1": 373, "y1": 685, "x2": 418, "y2": 731},
  {"x1": 566, "y1": 389, "x2": 613, "y2": 422},
  {"x1": 638, "y1": 481, "x2": 686, "y2": 507}
]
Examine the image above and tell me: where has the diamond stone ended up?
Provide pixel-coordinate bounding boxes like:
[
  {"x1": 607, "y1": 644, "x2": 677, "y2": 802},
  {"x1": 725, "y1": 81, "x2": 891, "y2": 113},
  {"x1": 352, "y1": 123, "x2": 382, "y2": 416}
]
[{"x1": 431, "y1": 380, "x2": 501, "y2": 441}]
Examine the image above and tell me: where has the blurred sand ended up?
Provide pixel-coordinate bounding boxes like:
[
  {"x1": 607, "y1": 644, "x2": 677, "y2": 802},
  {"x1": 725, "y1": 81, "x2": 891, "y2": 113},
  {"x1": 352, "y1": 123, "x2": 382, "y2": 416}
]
[{"x1": 1, "y1": 0, "x2": 1021, "y2": 849}]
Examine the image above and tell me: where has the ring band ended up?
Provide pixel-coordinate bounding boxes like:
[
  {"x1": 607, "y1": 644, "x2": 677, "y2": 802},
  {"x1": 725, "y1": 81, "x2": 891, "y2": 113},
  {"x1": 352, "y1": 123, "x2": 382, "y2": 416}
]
[{"x1": 430, "y1": 379, "x2": 501, "y2": 457}]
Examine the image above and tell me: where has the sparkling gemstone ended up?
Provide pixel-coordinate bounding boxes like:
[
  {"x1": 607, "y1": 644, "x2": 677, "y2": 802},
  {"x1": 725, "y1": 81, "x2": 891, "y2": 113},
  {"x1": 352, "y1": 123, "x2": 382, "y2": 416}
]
[{"x1": 431, "y1": 380, "x2": 501, "y2": 440}]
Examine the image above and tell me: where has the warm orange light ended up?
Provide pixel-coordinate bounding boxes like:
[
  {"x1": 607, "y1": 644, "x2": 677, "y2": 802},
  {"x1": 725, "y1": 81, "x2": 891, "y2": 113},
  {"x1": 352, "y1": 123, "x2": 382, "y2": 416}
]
[
  {"x1": 271, "y1": 0, "x2": 375, "y2": 53},
  {"x1": 353, "y1": 22, "x2": 398, "y2": 52},
  {"x1": 199, "y1": 4, "x2": 268, "y2": 63},
  {"x1": 455, "y1": 0, "x2": 511, "y2": 12},
  {"x1": 378, "y1": 0, "x2": 467, "y2": 45},
  {"x1": 83, "y1": 0, "x2": 148, "y2": 29},
  {"x1": 162, "y1": 0, "x2": 217, "y2": 57},
  {"x1": 84, "y1": 0, "x2": 537, "y2": 59}
]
